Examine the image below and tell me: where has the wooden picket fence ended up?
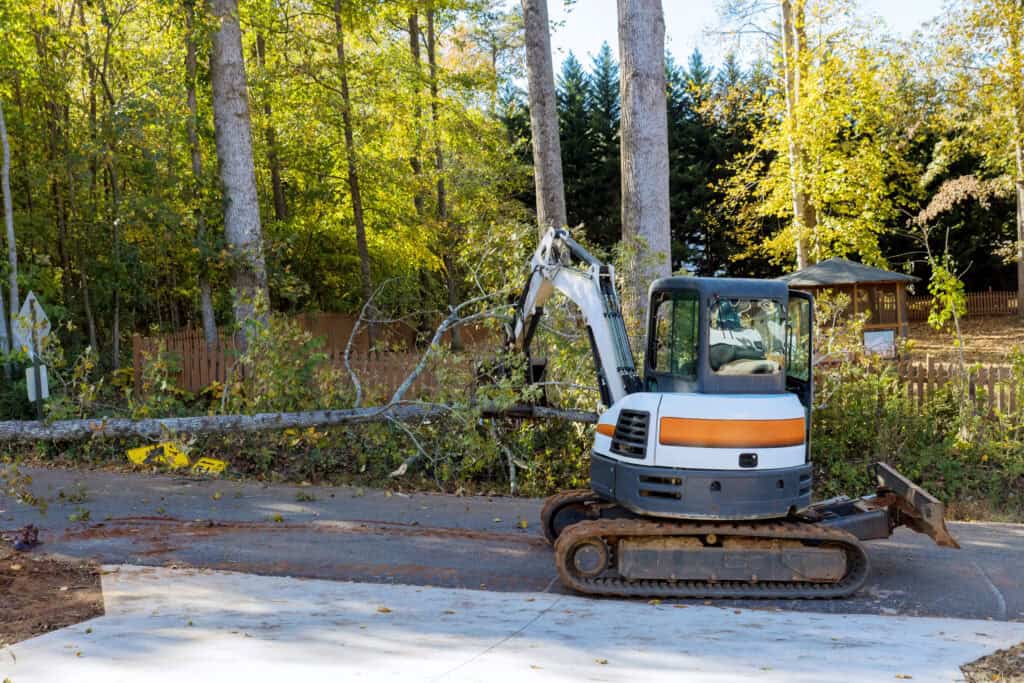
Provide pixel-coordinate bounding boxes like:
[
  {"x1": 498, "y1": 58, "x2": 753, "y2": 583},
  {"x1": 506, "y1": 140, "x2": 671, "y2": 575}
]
[
  {"x1": 131, "y1": 325, "x2": 486, "y2": 399},
  {"x1": 134, "y1": 324, "x2": 1021, "y2": 416},
  {"x1": 907, "y1": 290, "x2": 1018, "y2": 322},
  {"x1": 897, "y1": 358, "x2": 1017, "y2": 414}
]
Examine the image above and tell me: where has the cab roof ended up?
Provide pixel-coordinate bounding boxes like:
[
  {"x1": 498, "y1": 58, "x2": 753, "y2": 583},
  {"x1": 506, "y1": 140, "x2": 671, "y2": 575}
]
[{"x1": 649, "y1": 276, "x2": 790, "y2": 301}]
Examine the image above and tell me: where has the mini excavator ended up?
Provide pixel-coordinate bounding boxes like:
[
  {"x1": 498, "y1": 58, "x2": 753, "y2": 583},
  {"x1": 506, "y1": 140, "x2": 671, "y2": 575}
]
[{"x1": 508, "y1": 228, "x2": 958, "y2": 599}]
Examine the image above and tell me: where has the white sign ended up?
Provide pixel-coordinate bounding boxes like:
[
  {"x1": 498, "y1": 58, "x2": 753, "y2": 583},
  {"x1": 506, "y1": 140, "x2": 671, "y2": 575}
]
[
  {"x1": 12, "y1": 291, "x2": 50, "y2": 358},
  {"x1": 864, "y1": 329, "x2": 896, "y2": 359},
  {"x1": 26, "y1": 365, "x2": 49, "y2": 401}
]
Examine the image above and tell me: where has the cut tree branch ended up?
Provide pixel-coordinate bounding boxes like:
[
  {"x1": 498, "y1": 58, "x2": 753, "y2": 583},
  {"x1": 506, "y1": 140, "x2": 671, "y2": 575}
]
[{"x1": 0, "y1": 404, "x2": 596, "y2": 443}]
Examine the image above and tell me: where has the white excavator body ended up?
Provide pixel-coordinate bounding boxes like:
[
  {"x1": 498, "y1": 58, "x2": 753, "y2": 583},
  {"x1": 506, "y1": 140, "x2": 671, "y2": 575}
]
[{"x1": 512, "y1": 228, "x2": 958, "y2": 599}]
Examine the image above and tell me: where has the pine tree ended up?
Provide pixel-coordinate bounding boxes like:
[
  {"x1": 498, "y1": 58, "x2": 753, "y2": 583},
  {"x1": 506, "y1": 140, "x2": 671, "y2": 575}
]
[
  {"x1": 557, "y1": 52, "x2": 593, "y2": 233},
  {"x1": 586, "y1": 42, "x2": 621, "y2": 247}
]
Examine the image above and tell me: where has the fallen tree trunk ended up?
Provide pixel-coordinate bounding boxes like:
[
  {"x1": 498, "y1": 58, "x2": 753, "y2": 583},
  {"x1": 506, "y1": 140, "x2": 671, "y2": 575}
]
[{"x1": 0, "y1": 404, "x2": 597, "y2": 443}]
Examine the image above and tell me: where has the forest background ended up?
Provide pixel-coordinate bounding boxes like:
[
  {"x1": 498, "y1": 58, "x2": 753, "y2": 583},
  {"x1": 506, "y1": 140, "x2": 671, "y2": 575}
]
[{"x1": 1, "y1": 0, "x2": 1023, "y2": 518}]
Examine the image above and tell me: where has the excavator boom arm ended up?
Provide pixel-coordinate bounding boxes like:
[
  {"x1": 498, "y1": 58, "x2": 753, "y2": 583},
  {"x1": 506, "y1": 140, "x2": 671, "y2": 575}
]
[{"x1": 508, "y1": 229, "x2": 641, "y2": 406}]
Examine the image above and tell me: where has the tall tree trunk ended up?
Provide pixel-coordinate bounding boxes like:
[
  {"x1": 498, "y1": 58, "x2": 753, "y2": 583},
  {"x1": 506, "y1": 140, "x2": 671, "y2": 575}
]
[
  {"x1": 408, "y1": 13, "x2": 427, "y2": 217},
  {"x1": 0, "y1": 100, "x2": 12, "y2": 362},
  {"x1": 520, "y1": 0, "x2": 567, "y2": 237},
  {"x1": 185, "y1": 0, "x2": 218, "y2": 347},
  {"x1": 781, "y1": 0, "x2": 814, "y2": 269},
  {"x1": 1009, "y1": 16, "x2": 1024, "y2": 320},
  {"x1": 408, "y1": 12, "x2": 433, "y2": 342},
  {"x1": 0, "y1": 101, "x2": 19, "y2": 321},
  {"x1": 108, "y1": 160, "x2": 122, "y2": 369},
  {"x1": 208, "y1": 0, "x2": 269, "y2": 348},
  {"x1": 618, "y1": 0, "x2": 671, "y2": 338},
  {"x1": 332, "y1": 0, "x2": 376, "y2": 349},
  {"x1": 255, "y1": 33, "x2": 287, "y2": 222},
  {"x1": 426, "y1": 7, "x2": 462, "y2": 351}
]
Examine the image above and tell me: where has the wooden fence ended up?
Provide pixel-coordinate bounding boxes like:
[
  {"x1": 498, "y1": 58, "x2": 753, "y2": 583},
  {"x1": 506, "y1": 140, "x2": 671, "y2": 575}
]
[
  {"x1": 908, "y1": 290, "x2": 1018, "y2": 322},
  {"x1": 897, "y1": 358, "x2": 1017, "y2": 414},
  {"x1": 134, "y1": 323, "x2": 1021, "y2": 416},
  {"x1": 132, "y1": 325, "x2": 485, "y2": 399}
]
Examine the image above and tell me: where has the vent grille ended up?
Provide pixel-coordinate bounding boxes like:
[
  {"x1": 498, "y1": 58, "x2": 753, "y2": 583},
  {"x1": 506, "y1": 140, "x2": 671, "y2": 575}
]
[{"x1": 611, "y1": 410, "x2": 649, "y2": 459}]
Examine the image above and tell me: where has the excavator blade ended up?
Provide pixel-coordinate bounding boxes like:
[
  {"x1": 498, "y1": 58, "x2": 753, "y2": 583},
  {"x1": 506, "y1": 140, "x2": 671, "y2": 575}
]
[{"x1": 870, "y1": 462, "x2": 960, "y2": 548}]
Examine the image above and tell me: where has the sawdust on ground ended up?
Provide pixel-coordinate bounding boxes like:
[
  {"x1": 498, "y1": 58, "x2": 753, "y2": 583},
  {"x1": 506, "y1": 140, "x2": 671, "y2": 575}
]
[
  {"x1": 0, "y1": 549, "x2": 103, "y2": 647},
  {"x1": 963, "y1": 641, "x2": 1024, "y2": 682}
]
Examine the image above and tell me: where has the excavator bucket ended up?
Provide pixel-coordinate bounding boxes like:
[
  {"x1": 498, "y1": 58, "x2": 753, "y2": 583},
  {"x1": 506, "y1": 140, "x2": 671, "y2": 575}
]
[{"x1": 870, "y1": 462, "x2": 960, "y2": 548}]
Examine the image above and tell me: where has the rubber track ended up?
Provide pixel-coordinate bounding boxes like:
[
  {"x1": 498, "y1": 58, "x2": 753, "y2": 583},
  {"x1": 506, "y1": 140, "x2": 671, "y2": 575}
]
[
  {"x1": 540, "y1": 489, "x2": 603, "y2": 545},
  {"x1": 553, "y1": 518, "x2": 870, "y2": 599}
]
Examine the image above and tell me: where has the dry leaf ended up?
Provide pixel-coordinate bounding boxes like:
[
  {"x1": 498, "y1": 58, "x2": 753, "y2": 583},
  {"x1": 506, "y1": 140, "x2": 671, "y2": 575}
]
[
  {"x1": 377, "y1": 606, "x2": 392, "y2": 614},
  {"x1": 895, "y1": 676, "x2": 913, "y2": 680},
  {"x1": 648, "y1": 599, "x2": 662, "y2": 606},
  {"x1": 212, "y1": 491, "x2": 222, "y2": 500},
  {"x1": 595, "y1": 658, "x2": 608, "y2": 665}
]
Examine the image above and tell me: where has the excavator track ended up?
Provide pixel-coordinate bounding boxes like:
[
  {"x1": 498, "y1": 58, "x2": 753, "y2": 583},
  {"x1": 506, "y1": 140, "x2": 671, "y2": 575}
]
[
  {"x1": 540, "y1": 489, "x2": 608, "y2": 544},
  {"x1": 553, "y1": 518, "x2": 870, "y2": 599}
]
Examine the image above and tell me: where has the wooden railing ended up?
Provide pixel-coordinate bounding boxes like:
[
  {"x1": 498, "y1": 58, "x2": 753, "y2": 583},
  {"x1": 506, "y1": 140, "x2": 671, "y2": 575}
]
[
  {"x1": 131, "y1": 321, "x2": 492, "y2": 398},
  {"x1": 897, "y1": 358, "x2": 1017, "y2": 414},
  {"x1": 908, "y1": 290, "x2": 1018, "y2": 322}
]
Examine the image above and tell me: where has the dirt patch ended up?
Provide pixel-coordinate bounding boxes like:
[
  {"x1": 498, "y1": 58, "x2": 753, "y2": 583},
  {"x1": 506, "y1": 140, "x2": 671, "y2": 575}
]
[
  {"x1": 0, "y1": 549, "x2": 104, "y2": 647},
  {"x1": 963, "y1": 641, "x2": 1024, "y2": 682},
  {"x1": 908, "y1": 317, "x2": 1024, "y2": 364}
]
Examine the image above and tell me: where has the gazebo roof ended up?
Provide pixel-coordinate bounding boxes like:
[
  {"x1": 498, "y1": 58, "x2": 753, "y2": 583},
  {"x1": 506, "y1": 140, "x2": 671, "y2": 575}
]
[{"x1": 779, "y1": 257, "x2": 919, "y2": 288}]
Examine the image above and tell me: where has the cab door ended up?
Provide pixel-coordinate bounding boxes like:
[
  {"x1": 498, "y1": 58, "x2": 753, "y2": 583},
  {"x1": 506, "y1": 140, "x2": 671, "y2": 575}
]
[{"x1": 786, "y1": 290, "x2": 813, "y2": 409}]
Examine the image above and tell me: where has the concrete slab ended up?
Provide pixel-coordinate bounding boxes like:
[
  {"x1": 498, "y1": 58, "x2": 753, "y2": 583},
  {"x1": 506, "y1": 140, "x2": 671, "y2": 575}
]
[{"x1": 5, "y1": 565, "x2": 1024, "y2": 682}]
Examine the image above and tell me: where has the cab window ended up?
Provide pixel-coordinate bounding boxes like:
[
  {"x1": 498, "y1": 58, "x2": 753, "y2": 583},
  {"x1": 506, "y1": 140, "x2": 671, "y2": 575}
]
[
  {"x1": 787, "y1": 295, "x2": 812, "y2": 382},
  {"x1": 708, "y1": 298, "x2": 786, "y2": 376},
  {"x1": 649, "y1": 290, "x2": 699, "y2": 380}
]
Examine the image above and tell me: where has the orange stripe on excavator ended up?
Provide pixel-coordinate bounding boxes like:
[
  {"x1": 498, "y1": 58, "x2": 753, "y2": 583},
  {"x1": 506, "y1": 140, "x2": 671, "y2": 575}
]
[
  {"x1": 659, "y1": 417, "x2": 805, "y2": 449},
  {"x1": 596, "y1": 423, "x2": 616, "y2": 437}
]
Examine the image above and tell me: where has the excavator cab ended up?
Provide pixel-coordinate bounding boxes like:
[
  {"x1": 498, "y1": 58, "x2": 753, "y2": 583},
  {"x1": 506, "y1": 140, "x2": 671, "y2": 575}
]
[{"x1": 512, "y1": 228, "x2": 957, "y2": 598}]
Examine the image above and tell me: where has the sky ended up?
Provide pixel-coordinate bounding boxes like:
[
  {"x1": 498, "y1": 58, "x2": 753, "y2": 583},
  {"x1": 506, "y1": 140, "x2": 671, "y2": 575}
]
[{"x1": 540, "y1": 0, "x2": 946, "y2": 68}]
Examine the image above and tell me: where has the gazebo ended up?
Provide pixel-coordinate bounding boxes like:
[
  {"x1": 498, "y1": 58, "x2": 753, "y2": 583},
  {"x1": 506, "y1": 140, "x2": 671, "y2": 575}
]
[{"x1": 779, "y1": 257, "x2": 919, "y2": 341}]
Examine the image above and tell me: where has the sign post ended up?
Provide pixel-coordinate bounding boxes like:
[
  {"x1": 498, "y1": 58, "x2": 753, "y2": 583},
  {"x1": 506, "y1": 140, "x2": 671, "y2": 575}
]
[
  {"x1": 30, "y1": 304, "x2": 43, "y2": 419},
  {"x1": 13, "y1": 292, "x2": 51, "y2": 418}
]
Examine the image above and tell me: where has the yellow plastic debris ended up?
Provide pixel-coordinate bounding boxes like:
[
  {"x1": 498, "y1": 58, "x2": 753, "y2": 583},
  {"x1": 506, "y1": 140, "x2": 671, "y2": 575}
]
[
  {"x1": 126, "y1": 443, "x2": 190, "y2": 470},
  {"x1": 191, "y1": 457, "x2": 227, "y2": 476}
]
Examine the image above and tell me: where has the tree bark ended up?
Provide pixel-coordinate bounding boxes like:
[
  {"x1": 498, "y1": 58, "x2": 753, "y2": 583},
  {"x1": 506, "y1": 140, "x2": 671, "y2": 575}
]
[
  {"x1": 408, "y1": 12, "x2": 434, "y2": 341},
  {"x1": 0, "y1": 100, "x2": 14, "y2": 358},
  {"x1": 520, "y1": 0, "x2": 567, "y2": 237},
  {"x1": 185, "y1": 0, "x2": 218, "y2": 347},
  {"x1": 255, "y1": 33, "x2": 287, "y2": 222},
  {"x1": 408, "y1": 13, "x2": 426, "y2": 217},
  {"x1": 0, "y1": 100, "x2": 19, "y2": 321},
  {"x1": 110, "y1": 159, "x2": 122, "y2": 369},
  {"x1": 1009, "y1": 15, "x2": 1024, "y2": 320},
  {"x1": 208, "y1": 0, "x2": 269, "y2": 348},
  {"x1": 332, "y1": 0, "x2": 376, "y2": 349},
  {"x1": 425, "y1": 7, "x2": 462, "y2": 351},
  {"x1": 617, "y1": 0, "x2": 671, "y2": 336},
  {"x1": 781, "y1": 0, "x2": 814, "y2": 269},
  {"x1": 0, "y1": 404, "x2": 596, "y2": 443}
]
